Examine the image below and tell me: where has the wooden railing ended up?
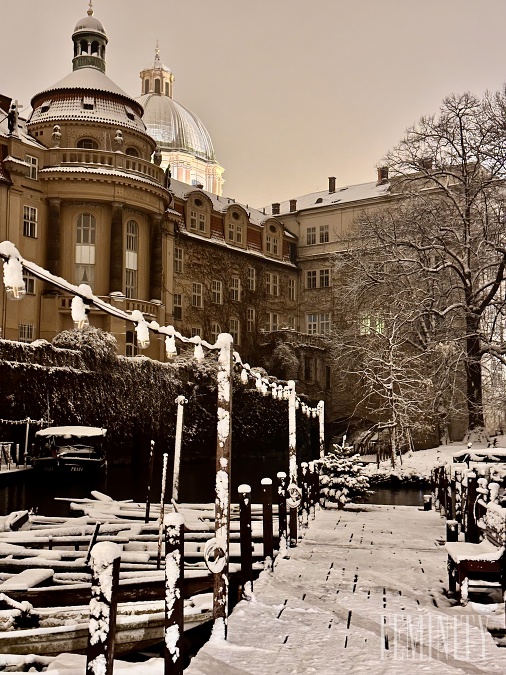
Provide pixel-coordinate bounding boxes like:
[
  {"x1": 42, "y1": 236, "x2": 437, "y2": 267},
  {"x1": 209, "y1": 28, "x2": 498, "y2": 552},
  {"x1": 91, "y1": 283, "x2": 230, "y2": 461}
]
[{"x1": 58, "y1": 295, "x2": 160, "y2": 319}]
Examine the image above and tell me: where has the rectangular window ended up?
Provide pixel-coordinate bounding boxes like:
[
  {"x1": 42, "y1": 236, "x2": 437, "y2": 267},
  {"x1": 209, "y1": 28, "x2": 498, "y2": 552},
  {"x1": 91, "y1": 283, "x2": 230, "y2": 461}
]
[
  {"x1": 192, "y1": 282, "x2": 203, "y2": 308},
  {"x1": 236, "y1": 225, "x2": 243, "y2": 244},
  {"x1": 23, "y1": 206, "x2": 37, "y2": 238},
  {"x1": 248, "y1": 267, "x2": 256, "y2": 291},
  {"x1": 191, "y1": 327, "x2": 202, "y2": 337},
  {"x1": 360, "y1": 315, "x2": 384, "y2": 335},
  {"x1": 190, "y1": 210, "x2": 197, "y2": 230},
  {"x1": 23, "y1": 271, "x2": 35, "y2": 295},
  {"x1": 266, "y1": 272, "x2": 279, "y2": 296},
  {"x1": 319, "y1": 224, "x2": 329, "y2": 243},
  {"x1": 306, "y1": 227, "x2": 316, "y2": 245},
  {"x1": 25, "y1": 155, "x2": 38, "y2": 180},
  {"x1": 174, "y1": 247, "x2": 183, "y2": 274},
  {"x1": 320, "y1": 313, "x2": 331, "y2": 334},
  {"x1": 307, "y1": 313, "x2": 318, "y2": 335},
  {"x1": 198, "y1": 213, "x2": 206, "y2": 233},
  {"x1": 230, "y1": 276, "x2": 241, "y2": 301},
  {"x1": 228, "y1": 223, "x2": 243, "y2": 244},
  {"x1": 210, "y1": 323, "x2": 221, "y2": 343},
  {"x1": 288, "y1": 316, "x2": 296, "y2": 330},
  {"x1": 266, "y1": 236, "x2": 279, "y2": 255},
  {"x1": 75, "y1": 264, "x2": 95, "y2": 289},
  {"x1": 126, "y1": 330, "x2": 137, "y2": 357},
  {"x1": 212, "y1": 279, "x2": 223, "y2": 304},
  {"x1": 304, "y1": 356, "x2": 314, "y2": 381},
  {"x1": 266, "y1": 312, "x2": 279, "y2": 332},
  {"x1": 288, "y1": 278, "x2": 296, "y2": 301},
  {"x1": 125, "y1": 269, "x2": 137, "y2": 299},
  {"x1": 173, "y1": 293, "x2": 182, "y2": 320},
  {"x1": 229, "y1": 318, "x2": 240, "y2": 345},
  {"x1": 307, "y1": 312, "x2": 331, "y2": 335},
  {"x1": 319, "y1": 269, "x2": 330, "y2": 287},
  {"x1": 18, "y1": 323, "x2": 34, "y2": 343},
  {"x1": 247, "y1": 307, "x2": 255, "y2": 332},
  {"x1": 306, "y1": 270, "x2": 317, "y2": 289}
]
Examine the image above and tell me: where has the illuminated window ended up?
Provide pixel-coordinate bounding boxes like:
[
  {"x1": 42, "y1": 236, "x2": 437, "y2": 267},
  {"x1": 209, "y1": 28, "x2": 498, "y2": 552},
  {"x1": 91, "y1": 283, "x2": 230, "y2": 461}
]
[{"x1": 307, "y1": 313, "x2": 331, "y2": 335}]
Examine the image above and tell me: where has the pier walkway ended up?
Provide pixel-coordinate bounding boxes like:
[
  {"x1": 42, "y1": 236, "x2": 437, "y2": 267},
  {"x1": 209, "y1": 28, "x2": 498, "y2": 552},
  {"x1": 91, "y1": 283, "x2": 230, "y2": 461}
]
[{"x1": 186, "y1": 504, "x2": 506, "y2": 674}]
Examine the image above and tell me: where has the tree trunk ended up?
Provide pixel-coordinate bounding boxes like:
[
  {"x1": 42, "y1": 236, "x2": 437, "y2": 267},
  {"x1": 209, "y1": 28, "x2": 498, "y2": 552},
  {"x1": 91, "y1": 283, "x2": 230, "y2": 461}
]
[{"x1": 465, "y1": 317, "x2": 484, "y2": 430}]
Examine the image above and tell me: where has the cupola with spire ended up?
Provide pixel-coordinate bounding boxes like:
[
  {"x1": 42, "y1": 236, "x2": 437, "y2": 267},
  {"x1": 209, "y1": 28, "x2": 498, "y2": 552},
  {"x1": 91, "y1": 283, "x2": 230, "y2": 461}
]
[
  {"x1": 140, "y1": 44, "x2": 174, "y2": 97},
  {"x1": 72, "y1": 1, "x2": 108, "y2": 73}
]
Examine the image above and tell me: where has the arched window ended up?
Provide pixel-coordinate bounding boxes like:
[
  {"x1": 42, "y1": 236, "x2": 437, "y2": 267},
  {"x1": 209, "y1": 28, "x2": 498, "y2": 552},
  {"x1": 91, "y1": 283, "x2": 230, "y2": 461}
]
[
  {"x1": 80, "y1": 40, "x2": 88, "y2": 55},
  {"x1": 77, "y1": 138, "x2": 98, "y2": 150},
  {"x1": 125, "y1": 147, "x2": 139, "y2": 157},
  {"x1": 187, "y1": 195, "x2": 210, "y2": 236},
  {"x1": 75, "y1": 213, "x2": 96, "y2": 290},
  {"x1": 155, "y1": 79, "x2": 161, "y2": 94},
  {"x1": 91, "y1": 41, "x2": 99, "y2": 56},
  {"x1": 144, "y1": 79, "x2": 149, "y2": 94},
  {"x1": 164, "y1": 82, "x2": 169, "y2": 96},
  {"x1": 125, "y1": 220, "x2": 138, "y2": 299}
]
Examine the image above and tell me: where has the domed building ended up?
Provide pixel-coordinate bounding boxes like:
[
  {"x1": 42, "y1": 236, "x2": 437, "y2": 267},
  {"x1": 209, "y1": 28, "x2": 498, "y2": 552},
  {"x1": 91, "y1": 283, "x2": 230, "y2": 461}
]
[{"x1": 137, "y1": 48, "x2": 224, "y2": 196}]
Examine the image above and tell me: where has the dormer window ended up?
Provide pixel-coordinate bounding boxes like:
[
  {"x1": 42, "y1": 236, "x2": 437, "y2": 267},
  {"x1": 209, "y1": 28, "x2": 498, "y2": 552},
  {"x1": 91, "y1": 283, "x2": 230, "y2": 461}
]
[
  {"x1": 40, "y1": 100, "x2": 51, "y2": 114},
  {"x1": 124, "y1": 106, "x2": 135, "y2": 121},
  {"x1": 82, "y1": 96, "x2": 95, "y2": 111},
  {"x1": 187, "y1": 195, "x2": 210, "y2": 236},
  {"x1": 225, "y1": 209, "x2": 246, "y2": 248}
]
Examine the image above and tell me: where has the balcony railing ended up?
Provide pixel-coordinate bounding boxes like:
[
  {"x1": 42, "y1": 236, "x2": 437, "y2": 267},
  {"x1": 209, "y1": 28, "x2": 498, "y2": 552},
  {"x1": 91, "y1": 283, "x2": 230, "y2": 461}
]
[
  {"x1": 46, "y1": 149, "x2": 165, "y2": 185},
  {"x1": 58, "y1": 295, "x2": 160, "y2": 319}
]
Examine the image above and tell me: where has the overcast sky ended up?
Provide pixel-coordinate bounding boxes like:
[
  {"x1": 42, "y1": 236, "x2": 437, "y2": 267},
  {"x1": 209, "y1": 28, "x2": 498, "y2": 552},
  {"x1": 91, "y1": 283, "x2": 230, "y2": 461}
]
[{"x1": 2, "y1": 0, "x2": 506, "y2": 208}]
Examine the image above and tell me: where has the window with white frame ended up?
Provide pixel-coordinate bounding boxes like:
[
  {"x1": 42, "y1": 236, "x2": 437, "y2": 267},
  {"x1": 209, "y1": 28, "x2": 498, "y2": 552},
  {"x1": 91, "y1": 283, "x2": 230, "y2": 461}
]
[
  {"x1": 23, "y1": 206, "x2": 37, "y2": 238},
  {"x1": 306, "y1": 270, "x2": 317, "y2": 289},
  {"x1": 228, "y1": 221, "x2": 243, "y2": 245},
  {"x1": 18, "y1": 323, "x2": 34, "y2": 343},
  {"x1": 248, "y1": 267, "x2": 256, "y2": 291},
  {"x1": 319, "y1": 224, "x2": 329, "y2": 243},
  {"x1": 173, "y1": 293, "x2": 182, "y2": 320},
  {"x1": 23, "y1": 271, "x2": 35, "y2": 295},
  {"x1": 25, "y1": 155, "x2": 38, "y2": 180},
  {"x1": 307, "y1": 312, "x2": 331, "y2": 335},
  {"x1": 192, "y1": 282, "x2": 203, "y2": 308},
  {"x1": 212, "y1": 280, "x2": 223, "y2": 304},
  {"x1": 190, "y1": 327, "x2": 202, "y2": 337},
  {"x1": 230, "y1": 276, "x2": 241, "y2": 301},
  {"x1": 359, "y1": 315, "x2": 384, "y2": 335},
  {"x1": 247, "y1": 307, "x2": 255, "y2": 332},
  {"x1": 229, "y1": 318, "x2": 240, "y2": 344},
  {"x1": 288, "y1": 316, "x2": 296, "y2": 330},
  {"x1": 210, "y1": 323, "x2": 221, "y2": 343},
  {"x1": 266, "y1": 272, "x2": 279, "y2": 296},
  {"x1": 174, "y1": 247, "x2": 183, "y2": 274},
  {"x1": 319, "y1": 269, "x2": 330, "y2": 287},
  {"x1": 126, "y1": 330, "x2": 138, "y2": 357},
  {"x1": 189, "y1": 203, "x2": 207, "y2": 234},
  {"x1": 266, "y1": 312, "x2": 279, "y2": 332},
  {"x1": 266, "y1": 235, "x2": 279, "y2": 256},
  {"x1": 288, "y1": 278, "x2": 296, "y2": 301},
  {"x1": 306, "y1": 227, "x2": 316, "y2": 245},
  {"x1": 76, "y1": 213, "x2": 96, "y2": 289},
  {"x1": 125, "y1": 220, "x2": 138, "y2": 299}
]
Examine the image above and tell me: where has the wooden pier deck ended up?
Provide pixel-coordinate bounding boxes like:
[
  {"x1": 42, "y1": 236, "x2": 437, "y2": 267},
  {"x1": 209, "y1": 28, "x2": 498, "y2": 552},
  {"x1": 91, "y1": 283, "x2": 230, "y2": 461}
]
[{"x1": 186, "y1": 504, "x2": 506, "y2": 674}]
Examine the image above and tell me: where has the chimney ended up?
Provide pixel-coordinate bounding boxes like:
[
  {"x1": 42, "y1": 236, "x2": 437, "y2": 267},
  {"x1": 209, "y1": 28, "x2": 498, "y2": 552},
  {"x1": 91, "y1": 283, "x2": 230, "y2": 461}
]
[
  {"x1": 376, "y1": 166, "x2": 389, "y2": 185},
  {"x1": 289, "y1": 199, "x2": 297, "y2": 212},
  {"x1": 328, "y1": 176, "x2": 336, "y2": 194},
  {"x1": 272, "y1": 203, "x2": 280, "y2": 216}
]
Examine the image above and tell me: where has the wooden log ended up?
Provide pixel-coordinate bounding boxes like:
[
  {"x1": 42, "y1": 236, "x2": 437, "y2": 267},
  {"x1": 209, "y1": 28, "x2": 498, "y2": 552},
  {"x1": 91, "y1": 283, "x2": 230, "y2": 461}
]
[
  {"x1": 164, "y1": 513, "x2": 184, "y2": 675},
  {"x1": 86, "y1": 541, "x2": 121, "y2": 675},
  {"x1": 261, "y1": 478, "x2": 273, "y2": 563},
  {"x1": 238, "y1": 485, "x2": 253, "y2": 598}
]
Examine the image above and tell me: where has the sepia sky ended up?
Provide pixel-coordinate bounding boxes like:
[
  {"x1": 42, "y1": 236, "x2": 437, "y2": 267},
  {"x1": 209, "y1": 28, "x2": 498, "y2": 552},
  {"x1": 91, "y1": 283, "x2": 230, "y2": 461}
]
[{"x1": 2, "y1": 0, "x2": 506, "y2": 208}]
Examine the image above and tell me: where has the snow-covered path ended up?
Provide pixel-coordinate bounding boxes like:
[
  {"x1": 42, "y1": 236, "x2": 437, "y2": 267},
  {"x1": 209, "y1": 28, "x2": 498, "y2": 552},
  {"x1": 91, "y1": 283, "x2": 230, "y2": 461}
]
[{"x1": 185, "y1": 504, "x2": 506, "y2": 674}]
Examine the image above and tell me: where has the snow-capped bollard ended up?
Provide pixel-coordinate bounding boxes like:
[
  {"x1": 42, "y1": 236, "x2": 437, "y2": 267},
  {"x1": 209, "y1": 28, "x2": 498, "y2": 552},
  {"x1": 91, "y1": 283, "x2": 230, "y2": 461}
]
[
  {"x1": 172, "y1": 395, "x2": 187, "y2": 502},
  {"x1": 238, "y1": 484, "x2": 253, "y2": 598},
  {"x1": 86, "y1": 541, "x2": 121, "y2": 675},
  {"x1": 164, "y1": 513, "x2": 184, "y2": 675},
  {"x1": 465, "y1": 472, "x2": 479, "y2": 543},
  {"x1": 423, "y1": 495, "x2": 432, "y2": 511},
  {"x1": 261, "y1": 478, "x2": 274, "y2": 564},
  {"x1": 286, "y1": 483, "x2": 302, "y2": 548},
  {"x1": 277, "y1": 472, "x2": 288, "y2": 556},
  {"x1": 446, "y1": 519, "x2": 458, "y2": 542}
]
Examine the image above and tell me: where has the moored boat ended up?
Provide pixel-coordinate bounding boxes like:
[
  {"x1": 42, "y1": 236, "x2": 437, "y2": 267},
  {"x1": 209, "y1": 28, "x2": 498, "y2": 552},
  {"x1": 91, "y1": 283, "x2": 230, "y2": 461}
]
[{"x1": 32, "y1": 426, "x2": 107, "y2": 475}]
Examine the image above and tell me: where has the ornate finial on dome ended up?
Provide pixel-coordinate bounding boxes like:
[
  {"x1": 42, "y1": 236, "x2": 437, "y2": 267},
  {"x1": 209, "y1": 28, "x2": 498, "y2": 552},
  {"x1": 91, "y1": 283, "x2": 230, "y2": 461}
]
[
  {"x1": 155, "y1": 41, "x2": 160, "y2": 58},
  {"x1": 88, "y1": 0, "x2": 94, "y2": 16}
]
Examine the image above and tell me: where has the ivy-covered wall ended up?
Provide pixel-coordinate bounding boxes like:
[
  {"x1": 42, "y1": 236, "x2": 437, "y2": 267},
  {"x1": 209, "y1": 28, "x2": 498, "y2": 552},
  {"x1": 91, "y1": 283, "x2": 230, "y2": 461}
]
[{"x1": 0, "y1": 329, "x2": 316, "y2": 470}]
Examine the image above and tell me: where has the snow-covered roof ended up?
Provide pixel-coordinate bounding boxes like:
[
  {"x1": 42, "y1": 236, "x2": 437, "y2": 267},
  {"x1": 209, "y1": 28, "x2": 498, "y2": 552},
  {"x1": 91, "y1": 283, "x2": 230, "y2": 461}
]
[
  {"x1": 35, "y1": 426, "x2": 106, "y2": 438},
  {"x1": 0, "y1": 114, "x2": 46, "y2": 149},
  {"x1": 39, "y1": 166, "x2": 167, "y2": 191},
  {"x1": 32, "y1": 68, "x2": 138, "y2": 106},
  {"x1": 263, "y1": 180, "x2": 392, "y2": 216}
]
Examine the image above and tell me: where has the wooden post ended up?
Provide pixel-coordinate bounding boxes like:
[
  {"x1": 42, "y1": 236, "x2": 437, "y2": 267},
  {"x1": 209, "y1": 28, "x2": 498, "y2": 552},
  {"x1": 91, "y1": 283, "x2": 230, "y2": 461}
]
[
  {"x1": 157, "y1": 452, "x2": 169, "y2": 569},
  {"x1": 465, "y1": 472, "x2": 478, "y2": 543},
  {"x1": 277, "y1": 471, "x2": 287, "y2": 555},
  {"x1": 287, "y1": 380, "x2": 297, "y2": 485},
  {"x1": 24, "y1": 418, "x2": 30, "y2": 465},
  {"x1": 145, "y1": 440, "x2": 155, "y2": 524},
  {"x1": 85, "y1": 522, "x2": 101, "y2": 566},
  {"x1": 289, "y1": 504, "x2": 298, "y2": 548},
  {"x1": 172, "y1": 396, "x2": 187, "y2": 502},
  {"x1": 86, "y1": 541, "x2": 121, "y2": 675},
  {"x1": 299, "y1": 462, "x2": 309, "y2": 528},
  {"x1": 164, "y1": 513, "x2": 184, "y2": 675},
  {"x1": 212, "y1": 333, "x2": 233, "y2": 639},
  {"x1": 317, "y1": 400, "x2": 325, "y2": 459},
  {"x1": 446, "y1": 520, "x2": 458, "y2": 542},
  {"x1": 238, "y1": 484, "x2": 253, "y2": 598},
  {"x1": 261, "y1": 478, "x2": 274, "y2": 563}
]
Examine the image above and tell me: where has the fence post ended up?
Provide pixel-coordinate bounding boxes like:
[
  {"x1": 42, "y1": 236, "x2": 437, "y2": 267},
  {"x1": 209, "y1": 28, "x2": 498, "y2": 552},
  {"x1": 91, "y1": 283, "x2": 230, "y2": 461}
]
[
  {"x1": 299, "y1": 462, "x2": 309, "y2": 528},
  {"x1": 317, "y1": 400, "x2": 325, "y2": 459},
  {"x1": 465, "y1": 472, "x2": 478, "y2": 543},
  {"x1": 145, "y1": 439, "x2": 155, "y2": 524},
  {"x1": 164, "y1": 513, "x2": 184, "y2": 675},
  {"x1": 86, "y1": 541, "x2": 121, "y2": 675},
  {"x1": 261, "y1": 478, "x2": 274, "y2": 565},
  {"x1": 157, "y1": 452, "x2": 169, "y2": 569},
  {"x1": 238, "y1": 484, "x2": 253, "y2": 598},
  {"x1": 277, "y1": 471, "x2": 287, "y2": 556},
  {"x1": 172, "y1": 396, "x2": 187, "y2": 502}
]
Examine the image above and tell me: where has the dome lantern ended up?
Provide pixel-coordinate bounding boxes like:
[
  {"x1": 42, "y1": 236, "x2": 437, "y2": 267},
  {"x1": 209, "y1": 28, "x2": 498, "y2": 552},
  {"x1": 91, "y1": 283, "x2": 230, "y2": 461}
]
[
  {"x1": 72, "y1": 1, "x2": 108, "y2": 74},
  {"x1": 140, "y1": 43, "x2": 175, "y2": 98}
]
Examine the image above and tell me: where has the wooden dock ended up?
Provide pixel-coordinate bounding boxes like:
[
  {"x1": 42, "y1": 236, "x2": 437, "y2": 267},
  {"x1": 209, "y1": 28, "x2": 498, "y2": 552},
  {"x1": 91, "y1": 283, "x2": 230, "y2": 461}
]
[{"x1": 185, "y1": 504, "x2": 506, "y2": 674}]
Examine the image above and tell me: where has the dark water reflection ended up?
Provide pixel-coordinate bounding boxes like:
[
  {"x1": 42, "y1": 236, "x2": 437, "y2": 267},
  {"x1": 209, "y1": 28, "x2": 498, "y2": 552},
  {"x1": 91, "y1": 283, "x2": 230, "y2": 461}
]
[{"x1": 367, "y1": 485, "x2": 426, "y2": 507}]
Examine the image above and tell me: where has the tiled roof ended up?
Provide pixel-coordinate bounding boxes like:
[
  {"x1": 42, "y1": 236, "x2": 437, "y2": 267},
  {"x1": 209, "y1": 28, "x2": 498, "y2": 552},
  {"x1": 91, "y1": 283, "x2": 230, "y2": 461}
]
[{"x1": 33, "y1": 68, "x2": 135, "y2": 103}]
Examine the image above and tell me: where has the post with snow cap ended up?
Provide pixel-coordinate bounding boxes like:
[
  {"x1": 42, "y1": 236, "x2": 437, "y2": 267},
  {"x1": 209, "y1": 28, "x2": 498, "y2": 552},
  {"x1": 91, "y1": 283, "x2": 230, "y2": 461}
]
[
  {"x1": 277, "y1": 471, "x2": 288, "y2": 556},
  {"x1": 164, "y1": 513, "x2": 185, "y2": 675},
  {"x1": 157, "y1": 452, "x2": 169, "y2": 569},
  {"x1": 287, "y1": 380, "x2": 297, "y2": 485},
  {"x1": 86, "y1": 541, "x2": 121, "y2": 675},
  {"x1": 317, "y1": 400, "x2": 325, "y2": 458},
  {"x1": 238, "y1": 484, "x2": 253, "y2": 598},
  {"x1": 145, "y1": 439, "x2": 156, "y2": 523},
  {"x1": 172, "y1": 395, "x2": 187, "y2": 502},
  {"x1": 213, "y1": 333, "x2": 234, "y2": 638},
  {"x1": 261, "y1": 478, "x2": 274, "y2": 563}
]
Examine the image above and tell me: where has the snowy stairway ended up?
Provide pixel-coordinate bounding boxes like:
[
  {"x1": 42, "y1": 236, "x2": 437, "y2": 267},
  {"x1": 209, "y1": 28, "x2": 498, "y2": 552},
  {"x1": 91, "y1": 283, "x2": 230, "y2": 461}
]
[{"x1": 185, "y1": 504, "x2": 506, "y2": 674}]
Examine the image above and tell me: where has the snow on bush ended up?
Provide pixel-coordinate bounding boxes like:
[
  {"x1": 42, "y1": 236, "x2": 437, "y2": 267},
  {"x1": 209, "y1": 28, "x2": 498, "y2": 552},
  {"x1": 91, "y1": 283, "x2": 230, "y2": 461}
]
[{"x1": 318, "y1": 440, "x2": 371, "y2": 508}]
